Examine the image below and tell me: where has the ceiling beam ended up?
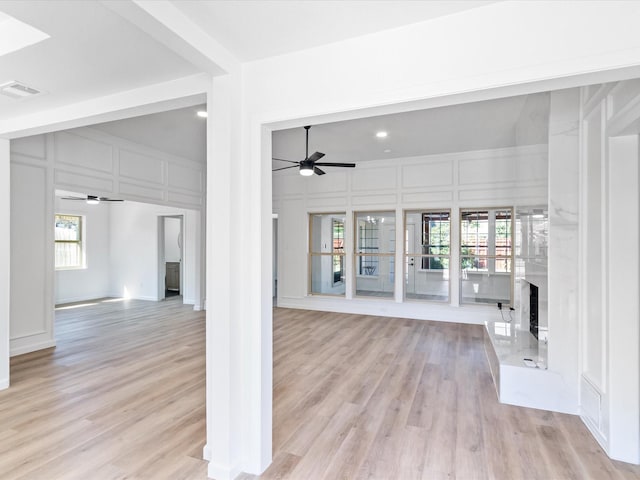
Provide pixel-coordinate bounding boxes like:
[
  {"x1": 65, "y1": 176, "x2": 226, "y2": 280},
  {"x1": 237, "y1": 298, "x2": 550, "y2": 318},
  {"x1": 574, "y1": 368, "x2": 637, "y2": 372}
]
[
  {"x1": 0, "y1": 73, "x2": 209, "y2": 138},
  {"x1": 103, "y1": 0, "x2": 240, "y2": 76}
]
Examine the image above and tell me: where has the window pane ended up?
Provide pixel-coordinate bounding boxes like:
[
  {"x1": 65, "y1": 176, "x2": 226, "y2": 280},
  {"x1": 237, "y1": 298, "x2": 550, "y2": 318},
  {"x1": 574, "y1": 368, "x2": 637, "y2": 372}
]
[
  {"x1": 355, "y1": 211, "x2": 395, "y2": 254},
  {"x1": 310, "y1": 254, "x2": 345, "y2": 295},
  {"x1": 461, "y1": 210, "x2": 488, "y2": 250},
  {"x1": 55, "y1": 214, "x2": 81, "y2": 241},
  {"x1": 309, "y1": 213, "x2": 345, "y2": 296},
  {"x1": 55, "y1": 241, "x2": 82, "y2": 268},
  {"x1": 461, "y1": 271, "x2": 511, "y2": 304},
  {"x1": 355, "y1": 255, "x2": 394, "y2": 297},
  {"x1": 405, "y1": 256, "x2": 449, "y2": 302}
]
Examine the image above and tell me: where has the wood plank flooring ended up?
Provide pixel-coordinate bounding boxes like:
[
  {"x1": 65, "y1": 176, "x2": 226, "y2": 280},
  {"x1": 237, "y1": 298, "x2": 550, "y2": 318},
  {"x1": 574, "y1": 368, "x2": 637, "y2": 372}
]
[
  {"x1": 0, "y1": 297, "x2": 208, "y2": 480},
  {"x1": 2, "y1": 301, "x2": 639, "y2": 479},
  {"x1": 240, "y1": 308, "x2": 640, "y2": 480}
]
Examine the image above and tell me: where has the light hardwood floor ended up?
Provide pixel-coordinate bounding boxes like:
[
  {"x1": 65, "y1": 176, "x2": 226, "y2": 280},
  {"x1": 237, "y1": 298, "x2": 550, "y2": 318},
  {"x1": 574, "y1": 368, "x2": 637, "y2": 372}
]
[
  {"x1": 241, "y1": 308, "x2": 640, "y2": 480},
  {"x1": 0, "y1": 297, "x2": 208, "y2": 479},
  {"x1": 2, "y1": 302, "x2": 639, "y2": 479}
]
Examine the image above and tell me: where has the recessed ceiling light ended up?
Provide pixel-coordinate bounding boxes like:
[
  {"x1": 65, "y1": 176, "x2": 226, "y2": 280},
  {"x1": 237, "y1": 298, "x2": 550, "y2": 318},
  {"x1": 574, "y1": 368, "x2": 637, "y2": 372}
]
[
  {"x1": 383, "y1": 149, "x2": 391, "y2": 153},
  {"x1": 196, "y1": 110, "x2": 208, "y2": 118},
  {"x1": 376, "y1": 131, "x2": 388, "y2": 138},
  {"x1": 0, "y1": 11, "x2": 50, "y2": 58}
]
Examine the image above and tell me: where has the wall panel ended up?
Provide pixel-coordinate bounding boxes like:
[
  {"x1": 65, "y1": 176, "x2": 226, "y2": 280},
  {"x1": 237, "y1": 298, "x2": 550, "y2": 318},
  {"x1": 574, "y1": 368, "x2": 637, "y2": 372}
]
[
  {"x1": 119, "y1": 149, "x2": 165, "y2": 185},
  {"x1": 401, "y1": 161, "x2": 452, "y2": 188},
  {"x1": 55, "y1": 131, "x2": 113, "y2": 173}
]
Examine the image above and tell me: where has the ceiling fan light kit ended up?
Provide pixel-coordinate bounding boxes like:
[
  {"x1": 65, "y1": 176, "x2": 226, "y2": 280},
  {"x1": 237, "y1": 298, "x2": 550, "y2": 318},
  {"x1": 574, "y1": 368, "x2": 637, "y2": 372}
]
[{"x1": 273, "y1": 125, "x2": 356, "y2": 176}]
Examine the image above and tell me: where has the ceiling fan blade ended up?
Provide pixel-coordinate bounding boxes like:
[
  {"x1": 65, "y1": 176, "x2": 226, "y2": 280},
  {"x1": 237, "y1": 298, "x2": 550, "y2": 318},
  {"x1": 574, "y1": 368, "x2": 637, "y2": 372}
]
[
  {"x1": 272, "y1": 158, "x2": 300, "y2": 164},
  {"x1": 314, "y1": 167, "x2": 326, "y2": 176},
  {"x1": 314, "y1": 162, "x2": 356, "y2": 168},
  {"x1": 60, "y1": 196, "x2": 85, "y2": 200},
  {"x1": 307, "y1": 151, "x2": 325, "y2": 162},
  {"x1": 100, "y1": 198, "x2": 124, "y2": 202},
  {"x1": 272, "y1": 165, "x2": 299, "y2": 172}
]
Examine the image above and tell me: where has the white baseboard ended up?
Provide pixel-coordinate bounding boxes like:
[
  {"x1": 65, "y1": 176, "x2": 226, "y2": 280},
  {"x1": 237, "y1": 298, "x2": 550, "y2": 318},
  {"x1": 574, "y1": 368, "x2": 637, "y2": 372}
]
[
  {"x1": 193, "y1": 305, "x2": 203, "y2": 311},
  {"x1": 277, "y1": 296, "x2": 488, "y2": 325},
  {"x1": 0, "y1": 378, "x2": 8, "y2": 390},
  {"x1": 207, "y1": 461, "x2": 242, "y2": 480},
  {"x1": 55, "y1": 294, "x2": 110, "y2": 305},
  {"x1": 138, "y1": 295, "x2": 160, "y2": 301},
  {"x1": 11, "y1": 339, "x2": 56, "y2": 357},
  {"x1": 202, "y1": 444, "x2": 211, "y2": 461},
  {"x1": 581, "y1": 413, "x2": 608, "y2": 455}
]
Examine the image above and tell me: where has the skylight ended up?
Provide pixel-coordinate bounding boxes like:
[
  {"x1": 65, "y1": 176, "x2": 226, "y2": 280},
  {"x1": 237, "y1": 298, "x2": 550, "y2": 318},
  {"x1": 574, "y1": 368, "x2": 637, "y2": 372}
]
[{"x1": 0, "y1": 11, "x2": 49, "y2": 58}]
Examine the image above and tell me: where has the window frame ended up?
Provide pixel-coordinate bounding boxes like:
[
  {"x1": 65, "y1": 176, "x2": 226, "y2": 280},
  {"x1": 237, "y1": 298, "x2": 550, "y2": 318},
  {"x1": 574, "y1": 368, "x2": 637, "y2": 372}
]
[
  {"x1": 308, "y1": 212, "x2": 346, "y2": 296},
  {"x1": 459, "y1": 207, "x2": 514, "y2": 304},
  {"x1": 54, "y1": 213, "x2": 86, "y2": 270},
  {"x1": 403, "y1": 209, "x2": 451, "y2": 303},
  {"x1": 353, "y1": 210, "x2": 396, "y2": 298}
]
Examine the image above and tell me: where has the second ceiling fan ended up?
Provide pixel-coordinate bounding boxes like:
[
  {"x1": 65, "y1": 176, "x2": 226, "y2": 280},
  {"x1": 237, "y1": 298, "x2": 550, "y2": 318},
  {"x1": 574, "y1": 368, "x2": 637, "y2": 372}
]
[{"x1": 273, "y1": 125, "x2": 356, "y2": 176}]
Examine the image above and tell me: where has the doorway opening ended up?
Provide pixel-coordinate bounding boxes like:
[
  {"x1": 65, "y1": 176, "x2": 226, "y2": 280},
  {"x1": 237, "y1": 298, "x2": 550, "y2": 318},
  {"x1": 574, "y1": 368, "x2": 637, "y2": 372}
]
[{"x1": 159, "y1": 215, "x2": 184, "y2": 301}]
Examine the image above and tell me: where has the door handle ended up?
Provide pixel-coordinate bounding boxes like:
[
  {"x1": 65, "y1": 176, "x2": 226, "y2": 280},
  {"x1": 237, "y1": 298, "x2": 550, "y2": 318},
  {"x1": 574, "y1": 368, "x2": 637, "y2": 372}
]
[{"x1": 409, "y1": 257, "x2": 414, "y2": 267}]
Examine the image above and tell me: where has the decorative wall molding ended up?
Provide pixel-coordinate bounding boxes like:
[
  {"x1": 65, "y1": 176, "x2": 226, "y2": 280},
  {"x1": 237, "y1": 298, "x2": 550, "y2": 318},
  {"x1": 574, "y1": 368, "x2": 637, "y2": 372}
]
[{"x1": 273, "y1": 144, "x2": 548, "y2": 323}]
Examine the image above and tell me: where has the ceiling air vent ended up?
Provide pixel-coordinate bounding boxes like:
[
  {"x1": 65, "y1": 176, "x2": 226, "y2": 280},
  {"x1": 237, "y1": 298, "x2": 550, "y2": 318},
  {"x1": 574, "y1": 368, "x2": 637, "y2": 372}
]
[{"x1": 0, "y1": 81, "x2": 41, "y2": 99}]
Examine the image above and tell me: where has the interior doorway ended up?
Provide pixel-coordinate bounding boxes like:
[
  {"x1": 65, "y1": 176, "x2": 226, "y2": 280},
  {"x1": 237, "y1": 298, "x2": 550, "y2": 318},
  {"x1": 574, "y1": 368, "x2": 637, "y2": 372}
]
[
  {"x1": 158, "y1": 215, "x2": 184, "y2": 300},
  {"x1": 273, "y1": 215, "x2": 278, "y2": 306}
]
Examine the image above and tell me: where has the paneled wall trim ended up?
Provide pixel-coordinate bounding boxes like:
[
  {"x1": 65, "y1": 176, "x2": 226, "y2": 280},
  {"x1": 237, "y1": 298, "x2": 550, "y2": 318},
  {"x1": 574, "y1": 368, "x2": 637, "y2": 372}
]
[
  {"x1": 579, "y1": 79, "x2": 640, "y2": 465},
  {"x1": 273, "y1": 144, "x2": 548, "y2": 326},
  {"x1": 10, "y1": 129, "x2": 205, "y2": 357},
  {"x1": 49, "y1": 127, "x2": 204, "y2": 210}
]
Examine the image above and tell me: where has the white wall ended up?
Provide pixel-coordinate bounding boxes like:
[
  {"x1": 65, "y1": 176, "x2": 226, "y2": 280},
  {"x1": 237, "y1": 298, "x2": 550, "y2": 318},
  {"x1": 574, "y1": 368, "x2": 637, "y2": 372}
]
[
  {"x1": 10, "y1": 135, "x2": 55, "y2": 357},
  {"x1": 0, "y1": 139, "x2": 10, "y2": 389},
  {"x1": 53, "y1": 126, "x2": 204, "y2": 211},
  {"x1": 273, "y1": 145, "x2": 548, "y2": 324},
  {"x1": 109, "y1": 201, "x2": 198, "y2": 304},
  {"x1": 578, "y1": 79, "x2": 640, "y2": 464},
  {"x1": 54, "y1": 197, "x2": 111, "y2": 305},
  {"x1": 9, "y1": 128, "x2": 205, "y2": 356},
  {"x1": 3, "y1": 1, "x2": 640, "y2": 476},
  {"x1": 239, "y1": 3, "x2": 640, "y2": 471},
  {"x1": 164, "y1": 217, "x2": 181, "y2": 262}
]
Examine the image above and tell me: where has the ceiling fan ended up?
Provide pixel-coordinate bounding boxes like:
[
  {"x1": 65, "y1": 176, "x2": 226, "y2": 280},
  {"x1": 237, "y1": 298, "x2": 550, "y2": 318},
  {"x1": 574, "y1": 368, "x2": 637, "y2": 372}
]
[
  {"x1": 60, "y1": 195, "x2": 123, "y2": 205},
  {"x1": 273, "y1": 125, "x2": 356, "y2": 176}
]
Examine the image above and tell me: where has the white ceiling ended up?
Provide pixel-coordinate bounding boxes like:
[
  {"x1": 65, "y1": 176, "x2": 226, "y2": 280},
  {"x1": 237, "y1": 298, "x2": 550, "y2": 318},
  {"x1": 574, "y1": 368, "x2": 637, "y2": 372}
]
[
  {"x1": 272, "y1": 93, "x2": 550, "y2": 165},
  {"x1": 0, "y1": 0, "x2": 498, "y2": 128},
  {"x1": 174, "y1": 0, "x2": 497, "y2": 61},
  {"x1": 0, "y1": 1, "x2": 199, "y2": 123},
  {"x1": 88, "y1": 105, "x2": 208, "y2": 163},
  {"x1": 74, "y1": 91, "x2": 548, "y2": 167},
  {"x1": 0, "y1": 0, "x2": 546, "y2": 166}
]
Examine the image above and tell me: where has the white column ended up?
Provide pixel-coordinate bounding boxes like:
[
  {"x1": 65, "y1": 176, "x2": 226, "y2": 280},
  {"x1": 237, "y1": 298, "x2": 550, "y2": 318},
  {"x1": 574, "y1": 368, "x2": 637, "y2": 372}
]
[
  {"x1": 547, "y1": 88, "x2": 580, "y2": 410},
  {"x1": 205, "y1": 72, "x2": 273, "y2": 479},
  {"x1": 0, "y1": 138, "x2": 9, "y2": 390},
  {"x1": 607, "y1": 135, "x2": 640, "y2": 464},
  {"x1": 204, "y1": 73, "x2": 241, "y2": 480}
]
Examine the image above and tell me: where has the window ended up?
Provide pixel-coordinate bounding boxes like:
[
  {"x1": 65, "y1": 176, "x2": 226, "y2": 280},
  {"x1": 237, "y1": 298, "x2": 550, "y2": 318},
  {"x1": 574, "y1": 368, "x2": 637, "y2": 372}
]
[
  {"x1": 55, "y1": 214, "x2": 85, "y2": 269},
  {"x1": 309, "y1": 213, "x2": 345, "y2": 295},
  {"x1": 355, "y1": 211, "x2": 395, "y2": 297},
  {"x1": 405, "y1": 210, "x2": 450, "y2": 302},
  {"x1": 460, "y1": 208, "x2": 512, "y2": 304}
]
